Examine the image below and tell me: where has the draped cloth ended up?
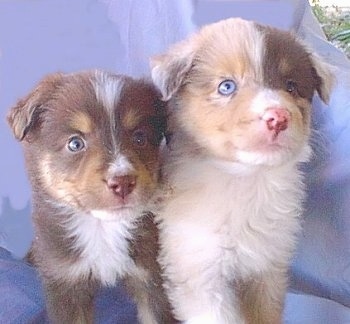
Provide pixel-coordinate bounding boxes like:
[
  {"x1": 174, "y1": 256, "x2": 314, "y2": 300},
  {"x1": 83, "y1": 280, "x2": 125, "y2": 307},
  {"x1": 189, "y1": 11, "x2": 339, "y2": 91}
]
[{"x1": 0, "y1": 1, "x2": 349, "y2": 322}]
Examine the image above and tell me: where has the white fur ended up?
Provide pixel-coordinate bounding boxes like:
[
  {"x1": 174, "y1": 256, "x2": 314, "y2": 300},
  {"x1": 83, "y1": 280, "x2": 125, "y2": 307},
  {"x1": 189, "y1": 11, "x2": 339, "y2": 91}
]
[
  {"x1": 250, "y1": 89, "x2": 283, "y2": 115},
  {"x1": 151, "y1": 18, "x2": 332, "y2": 323},
  {"x1": 59, "y1": 211, "x2": 138, "y2": 286},
  {"x1": 235, "y1": 144, "x2": 311, "y2": 167},
  {"x1": 137, "y1": 303, "x2": 159, "y2": 324},
  {"x1": 185, "y1": 312, "x2": 240, "y2": 324},
  {"x1": 92, "y1": 71, "x2": 125, "y2": 151},
  {"x1": 108, "y1": 154, "x2": 135, "y2": 176},
  {"x1": 92, "y1": 70, "x2": 124, "y2": 114},
  {"x1": 157, "y1": 154, "x2": 305, "y2": 323}
]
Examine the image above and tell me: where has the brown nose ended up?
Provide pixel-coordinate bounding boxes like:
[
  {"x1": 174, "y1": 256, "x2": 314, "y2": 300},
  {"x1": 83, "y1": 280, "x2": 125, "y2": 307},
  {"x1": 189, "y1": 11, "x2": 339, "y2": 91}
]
[
  {"x1": 107, "y1": 175, "x2": 137, "y2": 199},
  {"x1": 262, "y1": 108, "x2": 290, "y2": 134}
]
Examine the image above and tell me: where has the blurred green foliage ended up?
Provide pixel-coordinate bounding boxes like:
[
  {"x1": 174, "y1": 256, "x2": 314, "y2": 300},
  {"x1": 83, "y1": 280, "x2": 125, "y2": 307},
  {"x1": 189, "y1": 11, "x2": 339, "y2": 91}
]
[{"x1": 311, "y1": 0, "x2": 350, "y2": 57}]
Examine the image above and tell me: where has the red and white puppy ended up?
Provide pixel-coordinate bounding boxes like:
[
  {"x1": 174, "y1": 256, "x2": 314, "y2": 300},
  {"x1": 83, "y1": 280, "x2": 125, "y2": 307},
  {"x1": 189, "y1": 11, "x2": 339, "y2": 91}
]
[
  {"x1": 7, "y1": 70, "x2": 175, "y2": 324},
  {"x1": 151, "y1": 18, "x2": 333, "y2": 323}
]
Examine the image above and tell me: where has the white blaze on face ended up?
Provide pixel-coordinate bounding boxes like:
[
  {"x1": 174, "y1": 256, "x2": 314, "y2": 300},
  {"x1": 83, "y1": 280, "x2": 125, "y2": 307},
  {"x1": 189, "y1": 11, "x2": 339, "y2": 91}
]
[
  {"x1": 250, "y1": 89, "x2": 283, "y2": 116},
  {"x1": 92, "y1": 70, "x2": 124, "y2": 114},
  {"x1": 92, "y1": 71, "x2": 126, "y2": 151},
  {"x1": 108, "y1": 154, "x2": 135, "y2": 177}
]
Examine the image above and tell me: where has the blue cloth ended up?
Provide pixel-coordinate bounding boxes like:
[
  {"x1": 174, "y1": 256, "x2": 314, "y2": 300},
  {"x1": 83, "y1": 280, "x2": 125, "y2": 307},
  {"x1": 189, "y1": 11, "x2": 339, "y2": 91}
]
[
  {"x1": 2, "y1": 247, "x2": 350, "y2": 324},
  {"x1": 0, "y1": 248, "x2": 137, "y2": 323},
  {"x1": 1, "y1": 0, "x2": 350, "y2": 323},
  {"x1": 0, "y1": 248, "x2": 46, "y2": 323}
]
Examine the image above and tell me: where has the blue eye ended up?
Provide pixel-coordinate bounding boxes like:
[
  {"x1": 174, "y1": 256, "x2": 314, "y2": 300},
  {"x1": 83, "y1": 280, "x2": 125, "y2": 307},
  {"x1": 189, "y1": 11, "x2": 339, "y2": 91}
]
[
  {"x1": 67, "y1": 136, "x2": 85, "y2": 152},
  {"x1": 218, "y1": 80, "x2": 237, "y2": 95}
]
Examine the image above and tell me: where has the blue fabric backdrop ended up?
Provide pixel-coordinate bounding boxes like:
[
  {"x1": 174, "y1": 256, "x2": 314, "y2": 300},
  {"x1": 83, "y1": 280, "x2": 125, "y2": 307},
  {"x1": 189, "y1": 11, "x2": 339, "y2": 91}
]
[{"x1": 0, "y1": 1, "x2": 349, "y2": 323}]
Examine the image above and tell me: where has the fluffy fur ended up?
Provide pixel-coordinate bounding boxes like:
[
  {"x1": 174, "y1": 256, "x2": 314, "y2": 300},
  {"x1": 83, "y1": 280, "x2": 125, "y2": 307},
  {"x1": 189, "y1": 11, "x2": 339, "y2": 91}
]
[
  {"x1": 7, "y1": 70, "x2": 175, "y2": 324},
  {"x1": 151, "y1": 18, "x2": 334, "y2": 323}
]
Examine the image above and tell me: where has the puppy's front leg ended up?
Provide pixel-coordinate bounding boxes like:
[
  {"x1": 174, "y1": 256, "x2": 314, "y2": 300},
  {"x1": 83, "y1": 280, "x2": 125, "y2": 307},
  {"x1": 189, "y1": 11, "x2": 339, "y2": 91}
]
[
  {"x1": 44, "y1": 278, "x2": 97, "y2": 324},
  {"x1": 159, "y1": 229, "x2": 244, "y2": 324},
  {"x1": 165, "y1": 267, "x2": 244, "y2": 324},
  {"x1": 239, "y1": 270, "x2": 287, "y2": 324}
]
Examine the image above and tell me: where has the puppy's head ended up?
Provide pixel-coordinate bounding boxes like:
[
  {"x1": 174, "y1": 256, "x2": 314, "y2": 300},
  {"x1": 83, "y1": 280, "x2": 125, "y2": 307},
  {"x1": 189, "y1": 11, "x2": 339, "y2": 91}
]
[
  {"x1": 8, "y1": 70, "x2": 166, "y2": 220},
  {"x1": 151, "y1": 18, "x2": 334, "y2": 167}
]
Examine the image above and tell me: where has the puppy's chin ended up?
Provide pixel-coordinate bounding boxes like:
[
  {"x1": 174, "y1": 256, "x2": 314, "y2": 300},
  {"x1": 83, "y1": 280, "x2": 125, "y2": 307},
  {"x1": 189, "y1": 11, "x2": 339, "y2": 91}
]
[
  {"x1": 231, "y1": 131, "x2": 312, "y2": 167},
  {"x1": 234, "y1": 143, "x2": 312, "y2": 167},
  {"x1": 209, "y1": 144, "x2": 311, "y2": 176},
  {"x1": 90, "y1": 208, "x2": 142, "y2": 221}
]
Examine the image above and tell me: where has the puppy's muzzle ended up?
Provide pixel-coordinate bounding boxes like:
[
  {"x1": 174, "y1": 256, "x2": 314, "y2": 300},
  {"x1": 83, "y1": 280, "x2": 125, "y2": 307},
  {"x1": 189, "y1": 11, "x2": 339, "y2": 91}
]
[{"x1": 107, "y1": 175, "x2": 137, "y2": 199}]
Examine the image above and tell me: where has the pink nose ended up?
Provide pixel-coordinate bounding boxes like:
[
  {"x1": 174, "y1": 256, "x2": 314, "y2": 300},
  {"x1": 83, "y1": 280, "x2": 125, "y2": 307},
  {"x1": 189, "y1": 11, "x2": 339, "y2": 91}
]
[
  {"x1": 107, "y1": 175, "x2": 137, "y2": 199},
  {"x1": 262, "y1": 108, "x2": 290, "y2": 133}
]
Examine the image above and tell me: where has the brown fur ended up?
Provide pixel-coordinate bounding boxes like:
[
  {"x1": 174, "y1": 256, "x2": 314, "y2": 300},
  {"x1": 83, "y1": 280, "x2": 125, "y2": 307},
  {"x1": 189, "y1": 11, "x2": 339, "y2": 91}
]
[
  {"x1": 126, "y1": 213, "x2": 178, "y2": 324},
  {"x1": 8, "y1": 70, "x2": 175, "y2": 323}
]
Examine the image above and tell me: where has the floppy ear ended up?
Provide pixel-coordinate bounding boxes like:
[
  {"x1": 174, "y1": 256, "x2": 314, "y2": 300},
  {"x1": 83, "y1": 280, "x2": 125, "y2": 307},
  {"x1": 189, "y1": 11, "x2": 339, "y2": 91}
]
[
  {"x1": 150, "y1": 39, "x2": 196, "y2": 101},
  {"x1": 310, "y1": 52, "x2": 335, "y2": 105},
  {"x1": 7, "y1": 73, "x2": 64, "y2": 141}
]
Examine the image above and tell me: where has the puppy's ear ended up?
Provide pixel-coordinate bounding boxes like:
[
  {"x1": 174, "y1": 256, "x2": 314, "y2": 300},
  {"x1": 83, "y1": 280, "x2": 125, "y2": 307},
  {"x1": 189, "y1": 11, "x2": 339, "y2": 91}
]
[
  {"x1": 150, "y1": 40, "x2": 196, "y2": 101},
  {"x1": 310, "y1": 53, "x2": 335, "y2": 105},
  {"x1": 7, "y1": 73, "x2": 64, "y2": 141}
]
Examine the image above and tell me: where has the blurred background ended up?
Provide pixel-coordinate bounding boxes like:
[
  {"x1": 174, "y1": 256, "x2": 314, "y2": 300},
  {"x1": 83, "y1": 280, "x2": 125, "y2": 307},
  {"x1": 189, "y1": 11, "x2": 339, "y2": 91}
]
[{"x1": 310, "y1": 0, "x2": 350, "y2": 57}]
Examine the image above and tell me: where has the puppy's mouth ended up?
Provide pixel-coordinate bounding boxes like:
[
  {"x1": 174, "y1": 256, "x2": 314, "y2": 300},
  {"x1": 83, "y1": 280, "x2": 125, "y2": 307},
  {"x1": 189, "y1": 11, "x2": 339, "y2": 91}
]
[
  {"x1": 249, "y1": 118, "x2": 303, "y2": 153},
  {"x1": 254, "y1": 136, "x2": 287, "y2": 152},
  {"x1": 109, "y1": 204, "x2": 135, "y2": 211},
  {"x1": 99, "y1": 195, "x2": 143, "y2": 212},
  {"x1": 230, "y1": 130, "x2": 293, "y2": 155},
  {"x1": 224, "y1": 126, "x2": 308, "y2": 167}
]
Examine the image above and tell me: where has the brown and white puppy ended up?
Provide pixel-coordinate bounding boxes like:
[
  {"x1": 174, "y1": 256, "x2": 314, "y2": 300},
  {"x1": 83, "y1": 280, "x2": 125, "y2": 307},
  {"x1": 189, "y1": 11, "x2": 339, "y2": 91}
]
[
  {"x1": 7, "y1": 70, "x2": 175, "y2": 324},
  {"x1": 151, "y1": 18, "x2": 333, "y2": 324}
]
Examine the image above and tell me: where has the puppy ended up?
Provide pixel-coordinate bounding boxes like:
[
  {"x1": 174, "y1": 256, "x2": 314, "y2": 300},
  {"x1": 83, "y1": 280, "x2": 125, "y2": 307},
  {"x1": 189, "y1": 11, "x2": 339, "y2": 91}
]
[
  {"x1": 7, "y1": 70, "x2": 175, "y2": 324},
  {"x1": 151, "y1": 18, "x2": 333, "y2": 323}
]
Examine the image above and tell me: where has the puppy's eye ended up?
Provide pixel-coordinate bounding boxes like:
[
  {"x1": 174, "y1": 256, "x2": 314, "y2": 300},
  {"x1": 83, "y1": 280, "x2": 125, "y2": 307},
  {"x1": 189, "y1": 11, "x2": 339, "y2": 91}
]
[
  {"x1": 286, "y1": 80, "x2": 297, "y2": 94},
  {"x1": 132, "y1": 130, "x2": 147, "y2": 147},
  {"x1": 67, "y1": 136, "x2": 85, "y2": 152},
  {"x1": 218, "y1": 80, "x2": 237, "y2": 96}
]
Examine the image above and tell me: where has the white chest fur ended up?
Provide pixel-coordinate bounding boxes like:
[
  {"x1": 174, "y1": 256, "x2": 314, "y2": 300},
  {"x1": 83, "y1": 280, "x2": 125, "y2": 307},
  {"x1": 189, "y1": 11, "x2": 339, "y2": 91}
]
[
  {"x1": 158, "y1": 158, "x2": 304, "y2": 280},
  {"x1": 62, "y1": 212, "x2": 138, "y2": 286}
]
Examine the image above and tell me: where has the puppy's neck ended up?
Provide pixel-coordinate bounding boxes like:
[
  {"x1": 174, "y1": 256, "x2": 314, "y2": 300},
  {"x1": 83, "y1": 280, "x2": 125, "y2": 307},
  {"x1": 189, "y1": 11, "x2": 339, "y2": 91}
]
[{"x1": 31, "y1": 196, "x2": 141, "y2": 284}]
